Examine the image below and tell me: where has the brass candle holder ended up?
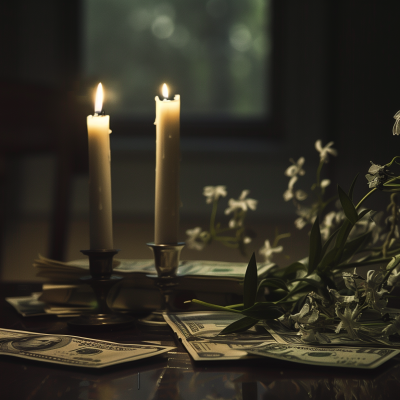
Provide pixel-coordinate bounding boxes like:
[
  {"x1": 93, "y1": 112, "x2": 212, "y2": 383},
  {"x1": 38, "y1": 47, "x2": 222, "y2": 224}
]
[
  {"x1": 139, "y1": 242, "x2": 185, "y2": 326},
  {"x1": 67, "y1": 249, "x2": 134, "y2": 329}
]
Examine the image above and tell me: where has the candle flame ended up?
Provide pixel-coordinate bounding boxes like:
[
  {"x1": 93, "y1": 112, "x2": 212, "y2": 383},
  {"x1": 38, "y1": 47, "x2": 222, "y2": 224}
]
[
  {"x1": 162, "y1": 83, "x2": 169, "y2": 99},
  {"x1": 95, "y1": 83, "x2": 103, "y2": 113}
]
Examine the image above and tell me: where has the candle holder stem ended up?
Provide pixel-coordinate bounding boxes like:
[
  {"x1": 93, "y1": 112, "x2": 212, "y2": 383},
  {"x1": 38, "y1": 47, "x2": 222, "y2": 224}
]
[
  {"x1": 139, "y1": 243, "x2": 185, "y2": 326},
  {"x1": 68, "y1": 249, "x2": 134, "y2": 329}
]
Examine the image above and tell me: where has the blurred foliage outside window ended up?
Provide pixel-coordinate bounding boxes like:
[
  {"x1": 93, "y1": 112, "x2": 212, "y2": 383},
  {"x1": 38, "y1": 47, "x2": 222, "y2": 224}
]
[{"x1": 84, "y1": 0, "x2": 270, "y2": 121}]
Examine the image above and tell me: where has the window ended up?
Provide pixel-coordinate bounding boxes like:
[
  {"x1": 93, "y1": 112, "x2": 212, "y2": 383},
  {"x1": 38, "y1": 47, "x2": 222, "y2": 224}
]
[{"x1": 84, "y1": 0, "x2": 272, "y2": 136}]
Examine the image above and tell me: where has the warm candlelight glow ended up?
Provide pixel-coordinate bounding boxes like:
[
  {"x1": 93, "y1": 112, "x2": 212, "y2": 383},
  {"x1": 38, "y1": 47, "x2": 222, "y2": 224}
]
[
  {"x1": 95, "y1": 83, "x2": 103, "y2": 113},
  {"x1": 162, "y1": 83, "x2": 169, "y2": 99}
]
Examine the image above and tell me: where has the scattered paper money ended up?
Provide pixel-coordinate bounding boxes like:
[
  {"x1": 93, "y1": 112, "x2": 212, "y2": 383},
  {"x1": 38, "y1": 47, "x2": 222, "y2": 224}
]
[
  {"x1": 164, "y1": 311, "x2": 276, "y2": 361},
  {"x1": 6, "y1": 295, "x2": 48, "y2": 317},
  {"x1": 0, "y1": 328, "x2": 174, "y2": 368},
  {"x1": 247, "y1": 343, "x2": 400, "y2": 369},
  {"x1": 264, "y1": 320, "x2": 399, "y2": 347}
]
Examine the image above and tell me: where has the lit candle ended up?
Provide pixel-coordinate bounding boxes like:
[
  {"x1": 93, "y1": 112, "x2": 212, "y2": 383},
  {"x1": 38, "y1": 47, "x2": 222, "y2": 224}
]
[
  {"x1": 87, "y1": 83, "x2": 113, "y2": 249},
  {"x1": 154, "y1": 83, "x2": 181, "y2": 244}
]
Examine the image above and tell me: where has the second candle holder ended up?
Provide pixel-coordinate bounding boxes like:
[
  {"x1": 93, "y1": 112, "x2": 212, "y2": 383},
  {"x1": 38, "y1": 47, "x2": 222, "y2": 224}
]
[{"x1": 139, "y1": 242, "x2": 185, "y2": 326}]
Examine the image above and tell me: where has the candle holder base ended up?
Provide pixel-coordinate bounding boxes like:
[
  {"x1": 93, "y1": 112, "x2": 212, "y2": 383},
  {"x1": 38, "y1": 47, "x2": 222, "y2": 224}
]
[
  {"x1": 68, "y1": 249, "x2": 134, "y2": 330},
  {"x1": 138, "y1": 243, "x2": 184, "y2": 327}
]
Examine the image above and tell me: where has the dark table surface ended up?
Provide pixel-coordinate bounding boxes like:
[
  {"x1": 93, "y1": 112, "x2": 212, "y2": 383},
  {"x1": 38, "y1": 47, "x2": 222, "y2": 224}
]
[{"x1": 2, "y1": 282, "x2": 400, "y2": 400}]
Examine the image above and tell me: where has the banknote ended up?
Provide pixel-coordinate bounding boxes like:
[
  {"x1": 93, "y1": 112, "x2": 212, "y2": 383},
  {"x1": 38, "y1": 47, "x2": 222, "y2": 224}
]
[
  {"x1": 0, "y1": 328, "x2": 174, "y2": 368},
  {"x1": 164, "y1": 311, "x2": 276, "y2": 361},
  {"x1": 6, "y1": 295, "x2": 48, "y2": 317},
  {"x1": 247, "y1": 343, "x2": 400, "y2": 369},
  {"x1": 264, "y1": 320, "x2": 398, "y2": 347}
]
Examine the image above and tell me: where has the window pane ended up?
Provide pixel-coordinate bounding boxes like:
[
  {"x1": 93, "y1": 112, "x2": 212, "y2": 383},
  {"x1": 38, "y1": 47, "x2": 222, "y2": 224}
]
[{"x1": 84, "y1": 0, "x2": 271, "y2": 120}]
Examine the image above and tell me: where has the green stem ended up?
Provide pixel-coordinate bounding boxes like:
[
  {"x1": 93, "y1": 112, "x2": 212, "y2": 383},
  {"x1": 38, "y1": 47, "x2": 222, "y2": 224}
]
[{"x1": 209, "y1": 198, "x2": 219, "y2": 236}]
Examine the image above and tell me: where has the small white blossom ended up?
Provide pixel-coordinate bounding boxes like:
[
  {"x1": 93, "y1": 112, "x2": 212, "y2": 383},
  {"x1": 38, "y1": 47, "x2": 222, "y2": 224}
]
[
  {"x1": 320, "y1": 179, "x2": 331, "y2": 188},
  {"x1": 315, "y1": 140, "x2": 338, "y2": 163},
  {"x1": 387, "y1": 269, "x2": 400, "y2": 287},
  {"x1": 285, "y1": 157, "x2": 306, "y2": 177},
  {"x1": 335, "y1": 304, "x2": 361, "y2": 339},
  {"x1": 224, "y1": 190, "x2": 257, "y2": 215},
  {"x1": 382, "y1": 315, "x2": 400, "y2": 337},
  {"x1": 283, "y1": 176, "x2": 307, "y2": 202},
  {"x1": 290, "y1": 302, "x2": 319, "y2": 328},
  {"x1": 186, "y1": 227, "x2": 207, "y2": 251},
  {"x1": 362, "y1": 270, "x2": 388, "y2": 314},
  {"x1": 320, "y1": 211, "x2": 337, "y2": 240},
  {"x1": 393, "y1": 110, "x2": 400, "y2": 135},
  {"x1": 294, "y1": 207, "x2": 317, "y2": 230},
  {"x1": 203, "y1": 186, "x2": 227, "y2": 204},
  {"x1": 259, "y1": 240, "x2": 283, "y2": 263}
]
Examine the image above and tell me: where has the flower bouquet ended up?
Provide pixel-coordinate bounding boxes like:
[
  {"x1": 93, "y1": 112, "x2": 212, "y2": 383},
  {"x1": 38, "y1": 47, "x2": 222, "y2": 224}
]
[{"x1": 187, "y1": 118, "x2": 400, "y2": 345}]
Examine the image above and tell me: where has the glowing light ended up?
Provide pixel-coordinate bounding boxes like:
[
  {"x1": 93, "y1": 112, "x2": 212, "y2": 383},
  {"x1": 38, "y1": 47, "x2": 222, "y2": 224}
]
[
  {"x1": 95, "y1": 83, "x2": 103, "y2": 113},
  {"x1": 162, "y1": 83, "x2": 169, "y2": 99}
]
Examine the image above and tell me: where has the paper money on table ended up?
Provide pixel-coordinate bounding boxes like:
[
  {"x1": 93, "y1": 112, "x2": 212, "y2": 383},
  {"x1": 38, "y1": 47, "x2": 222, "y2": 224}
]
[
  {"x1": 264, "y1": 320, "x2": 399, "y2": 347},
  {"x1": 0, "y1": 328, "x2": 174, "y2": 368},
  {"x1": 247, "y1": 343, "x2": 400, "y2": 369},
  {"x1": 6, "y1": 295, "x2": 48, "y2": 317},
  {"x1": 164, "y1": 311, "x2": 276, "y2": 361}
]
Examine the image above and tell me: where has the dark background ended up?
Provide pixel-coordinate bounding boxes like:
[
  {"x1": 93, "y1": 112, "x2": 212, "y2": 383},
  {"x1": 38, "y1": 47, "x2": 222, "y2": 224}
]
[{"x1": 1, "y1": 0, "x2": 400, "y2": 280}]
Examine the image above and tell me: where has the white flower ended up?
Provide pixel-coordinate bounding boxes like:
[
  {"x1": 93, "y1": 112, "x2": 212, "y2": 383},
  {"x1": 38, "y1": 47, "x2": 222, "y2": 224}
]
[
  {"x1": 259, "y1": 240, "x2": 283, "y2": 263},
  {"x1": 290, "y1": 302, "x2": 319, "y2": 328},
  {"x1": 335, "y1": 304, "x2": 361, "y2": 339},
  {"x1": 186, "y1": 227, "x2": 207, "y2": 251},
  {"x1": 224, "y1": 190, "x2": 257, "y2": 215},
  {"x1": 387, "y1": 269, "x2": 400, "y2": 287},
  {"x1": 382, "y1": 315, "x2": 400, "y2": 337},
  {"x1": 285, "y1": 157, "x2": 306, "y2": 177},
  {"x1": 294, "y1": 207, "x2": 317, "y2": 230},
  {"x1": 294, "y1": 217, "x2": 307, "y2": 230},
  {"x1": 320, "y1": 211, "x2": 337, "y2": 240},
  {"x1": 362, "y1": 270, "x2": 388, "y2": 314},
  {"x1": 315, "y1": 140, "x2": 338, "y2": 163},
  {"x1": 283, "y1": 176, "x2": 307, "y2": 202},
  {"x1": 320, "y1": 179, "x2": 330, "y2": 188},
  {"x1": 393, "y1": 110, "x2": 400, "y2": 135},
  {"x1": 203, "y1": 186, "x2": 227, "y2": 204}
]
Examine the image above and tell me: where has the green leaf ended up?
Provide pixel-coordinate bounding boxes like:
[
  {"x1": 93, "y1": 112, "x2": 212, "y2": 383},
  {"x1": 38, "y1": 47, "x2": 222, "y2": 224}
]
[
  {"x1": 308, "y1": 217, "x2": 322, "y2": 274},
  {"x1": 358, "y1": 209, "x2": 371, "y2": 220},
  {"x1": 339, "y1": 231, "x2": 372, "y2": 263},
  {"x1": 291, "y1": 278, "x2": 324, "y2": 290},
  {"x1": 348, "y1": 174, "x2": 359, "y2": 202},
  {"x1": 338, "y1": 185, "x2": 358, "y2": 225},
  {"x1": 258, "y1": 278, "x2": 290, "y2": 292},
  {"x1": 243, "y1": 252, "x2": 258, "y2": 309},
  {"x1": 242, "y1": 302, "x2": 284, "y2": 320},
  {"x1": 322, "y1": 226, "x2": 340, "y2": 252},
  {"x1": 218, "y1": 316, "x2": 259, "y2": 335},
  {"x1": 291, "y1": 278, "x2": 330, "y2": 300},
  {"x1": 283, "y1": 262, "x2": 308, "y2": 279},
  {"x1": 189, "y1": 299, "x2": 241, "y2": 313}
]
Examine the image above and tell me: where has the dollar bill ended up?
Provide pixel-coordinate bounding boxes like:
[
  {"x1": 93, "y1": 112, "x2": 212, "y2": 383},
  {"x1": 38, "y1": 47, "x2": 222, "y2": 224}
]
[
  {"x1": 264, "y1": 320, "x2": 399, "y2": 347},
  {"x1": 6, "y1": 295, "x2": 48, "y2": 317},
  {"x1": 247, "y1": 343, "x2": 400, "y2": 369},
  {"x1": 0, "y1": 328, "x2": 174, "y2": 368},
  {"x1": 164, "y1": 311, "x2": 276, "y2": 361}
]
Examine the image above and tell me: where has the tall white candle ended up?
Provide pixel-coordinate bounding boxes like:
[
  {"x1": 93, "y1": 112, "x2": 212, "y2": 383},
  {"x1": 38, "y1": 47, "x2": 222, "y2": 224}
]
[
  {"x1": 87, "y1": 83, "x2": 113, "y2": 249},
  {"x1": 154, "y1": 84, "x2": 181, "y2": 244}
]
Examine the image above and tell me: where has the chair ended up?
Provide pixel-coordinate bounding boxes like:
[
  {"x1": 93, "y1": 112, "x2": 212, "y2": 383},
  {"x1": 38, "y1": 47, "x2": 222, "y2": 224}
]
[{"x1": 0, "y1": 80, "x2": 88, "y2": 267}]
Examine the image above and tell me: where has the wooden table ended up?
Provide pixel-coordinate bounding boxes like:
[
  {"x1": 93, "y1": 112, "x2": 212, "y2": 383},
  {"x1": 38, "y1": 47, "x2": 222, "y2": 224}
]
[{"x1": 1, "y1": 282, "x2": 400, "y2": 400}]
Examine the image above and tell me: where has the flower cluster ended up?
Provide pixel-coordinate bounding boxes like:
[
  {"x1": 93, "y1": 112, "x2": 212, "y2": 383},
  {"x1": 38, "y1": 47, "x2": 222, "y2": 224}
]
[
  {"x1": 185, "y1": 186, "x2": 257, "y2": 256},
  {"x1": 283, "y1": 140, "x2": 337, "y2": 233}
]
